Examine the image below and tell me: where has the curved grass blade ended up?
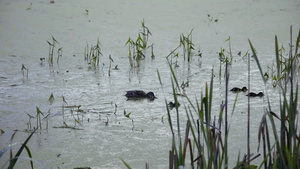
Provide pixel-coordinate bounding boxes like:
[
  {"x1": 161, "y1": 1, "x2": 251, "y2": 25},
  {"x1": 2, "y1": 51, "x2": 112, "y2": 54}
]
[
  {"x1": 248, "y1": 39, "x2": 266, "y2": 84},
  {"x1": 120, "y1": 157, "x2": 132, "y2": 169},
  {"x1": 8, "y1": 128, "x2": 37, "y2": 169},
  {"x1": 24, "y1": 145, "x2": 34, "y2": 169}
]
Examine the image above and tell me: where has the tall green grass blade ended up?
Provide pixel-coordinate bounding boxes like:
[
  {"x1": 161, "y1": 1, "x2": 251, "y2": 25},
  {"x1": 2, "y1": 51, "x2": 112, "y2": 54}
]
[
  {"x1": 24, "y1": 145, "x2": 34, "y2": 169},
  {"x1": 120, "y1": 157, "x2": 132, "y2": 169},
  {"x1": 157, "y1": 69, "x2": 163, "y2": 89},
  {"x1": 294, "y1": 29, "x2": 300, "y2": 57},
  {"x1": 248, "y1": 39, "x2": 266, "y2": 84},
  {"x1": 275, "y1": 36, "x2": 282, "y2": 88},
  {"x1": 8, "y1": 128, "x2": 36, "y2": 169},
  {"x1": 168, "y1": 59, "x2": 181, "y2": 93}
]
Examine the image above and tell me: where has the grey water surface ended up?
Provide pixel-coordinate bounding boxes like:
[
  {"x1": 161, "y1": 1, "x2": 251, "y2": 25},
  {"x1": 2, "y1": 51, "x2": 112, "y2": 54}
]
[{"x1": 0, "y1": 0, "x2": 299, "y2": 168}]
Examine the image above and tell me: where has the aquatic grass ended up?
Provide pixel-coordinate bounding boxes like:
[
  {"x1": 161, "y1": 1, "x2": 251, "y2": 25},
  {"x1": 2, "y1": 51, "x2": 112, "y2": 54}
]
[
  {"x1": 47, "y1": 35, "x2": 60, "y2": 65},
  {"x1": 249, "y1": 26, "x2": 300, "y2": 168},
  {"x1": 0, "y1": 128, "x2": 37, "y2": 169},
  {"x1": 108, "y1": 55, "x2": 114, "y2": 77},
  {"x1": 165, "y1": 56, "x2": 234, "y2": 168},
  {"x1": 148, "y1": 43, "x2": 155, "y2": 59},
  {"x1": 180, "y1": 29, "x2": 195, "y2": 62},
  {"x1": 135, "y1": 33, "x2": 145, "y2": 62},
  {"x1": 140, "y1": 19, "x2": 152, "y2": 50},
  {"x1": 48, "y1": 93, "x2": 54, "y2": 105},
  {"x1": 57, "y1": 47, "x2": 63, "y2": 64},
  {"x1": 84, "y1": 39, "x2": 102, "y2": 68},
  {"x1": 125, "y1": 19, "x2": 153, "y2": 68},
  {"x1": 125, "y1": 37, "x2": 134, "y2": 68},
  {"x1": 36, "y1": 107, "x2": 43, "y2": 130},
  {"x1": 21, "y1": 64, "x2": 28, "y2": 78},
  {"x1": 218, "y1": 37, "x2": 233, "y2": 79}
]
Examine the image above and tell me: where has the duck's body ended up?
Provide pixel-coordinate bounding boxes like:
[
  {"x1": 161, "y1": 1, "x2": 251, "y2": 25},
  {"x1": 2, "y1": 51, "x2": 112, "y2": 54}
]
[
  {"x1": 246, "y1": 92, "x2": 264, "y2": 97},
  {"x1": 230, "y1": 86, "x2": 247, "y2": 92},
  {"x1": 168, "y1": 101, "x2": 180, "y2": 109},
  {"x1": 125, "y1": 90, "x2": 157, "y2": 100}
]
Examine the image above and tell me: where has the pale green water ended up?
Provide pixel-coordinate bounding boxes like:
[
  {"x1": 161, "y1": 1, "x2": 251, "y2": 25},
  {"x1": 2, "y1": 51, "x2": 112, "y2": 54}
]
[{"x1": 0, "y1": 0, "x2": 299, "y2": 168}]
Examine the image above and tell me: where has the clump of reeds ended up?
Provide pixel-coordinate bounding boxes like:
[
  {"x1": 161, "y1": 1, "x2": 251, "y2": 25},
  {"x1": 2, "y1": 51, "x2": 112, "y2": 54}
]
[
  {"x1": 218, "y1": 37, "x2": 233, "y2": 79},
  {"x1": 47, "y1": 35, "x2": 62, "y2": 65},
  {"x1": 125, "y1": 19, "x2": 153, "y2": 68},
  {"x1": 84, "y1": 39, "x2": 102, "y2": 68},
  {"x1": 165, "y1": 59, "x2": 235, "y2": 168},
  {"x1": 180, "y1": 29, "x2": 195, "y2": 62},
  {"x1": 25, "y1": 106, "x2": 50, "y2": 132},
  {"x1": 249, "y1": 26, "x2": 300, "y2": 169}
]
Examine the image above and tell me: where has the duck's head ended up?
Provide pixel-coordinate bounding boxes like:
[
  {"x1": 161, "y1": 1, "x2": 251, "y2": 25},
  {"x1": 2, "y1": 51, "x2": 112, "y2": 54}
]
[
  {"x1": 258, "y1": 92, "x2": 264, "y2": 97},
  {"x1": 147, "y1": 92, "x2": 157, "y2": 100},
  {"x1": 241, "y1": 86, "x2": 248, "y2": 92}
]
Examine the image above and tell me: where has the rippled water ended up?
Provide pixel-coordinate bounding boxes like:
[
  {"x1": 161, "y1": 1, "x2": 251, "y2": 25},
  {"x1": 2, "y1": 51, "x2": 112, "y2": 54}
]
[{"x1": 0, "y1": 0, "x2": 299, "y2": 168}]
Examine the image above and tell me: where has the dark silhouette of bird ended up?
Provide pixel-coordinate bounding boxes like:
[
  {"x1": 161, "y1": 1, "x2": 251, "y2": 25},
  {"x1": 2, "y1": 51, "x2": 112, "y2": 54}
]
[
  {"x1": 125, "y1": 90, "x2": 157, "y2": 101},
  {"x1": 246, "y1": 92, "x2": 264, "y2": 97},
  {"x1": 230, "y1": 86, "x2": 247, "y2": 92}
]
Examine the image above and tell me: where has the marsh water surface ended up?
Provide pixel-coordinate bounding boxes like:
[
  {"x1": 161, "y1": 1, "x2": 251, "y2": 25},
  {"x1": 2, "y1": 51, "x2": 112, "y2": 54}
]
[{"x1": 0, "y1": 0, "x2": 299, "y2": 168}]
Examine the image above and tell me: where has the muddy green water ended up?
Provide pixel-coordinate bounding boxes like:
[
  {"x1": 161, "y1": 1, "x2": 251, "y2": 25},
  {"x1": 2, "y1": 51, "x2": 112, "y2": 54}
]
[{"x1": 0, "y1": 0, "x2": 299, "y2": 168}]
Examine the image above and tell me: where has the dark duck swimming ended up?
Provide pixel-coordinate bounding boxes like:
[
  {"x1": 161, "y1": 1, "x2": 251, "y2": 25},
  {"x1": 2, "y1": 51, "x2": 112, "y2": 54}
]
[
  {"x1": 168, "y1": 101, "x2": 180, "y2": 109},
  {"x1": 125, "y1": 90, "x2": 157, "y2": 100},
  {"x1": 230, "y1": 86, "x2": 247, "y2": 92},
  {"x1": 246, "y1": 92, "x2": 264, "y2": 97}
]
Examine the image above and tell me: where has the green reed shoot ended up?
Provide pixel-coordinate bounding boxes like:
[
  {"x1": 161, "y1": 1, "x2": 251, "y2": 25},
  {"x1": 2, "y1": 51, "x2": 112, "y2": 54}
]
[
  {"x1": 140, "y1": 19, "x2": 152, "y2": 50},
  {"x1": 61, "y1": 95, "x2": 68, "y2": 124},
  {"x1": 26, "y1": 113, "x2": 34, "y2": 131},
  {"x1": 125, "y1": 37, "x2": 134, "y2": 67},
  {"x1": 225, "y1": 37, "x2": 233, "y2": 63},
  {"x1": 218, "y1": 37, "x2": 233, "y2": 79},
  {"x1": 125, "y1": 19, "x2": 152, "y2": 68},
  {"x1": 180, "y1": 29, "x2": 195, "y2": 62},
  {"x1": 108, "y1": 55, "x2": 114, "y2": 77},
  {"x1": 84, "y1": 39, "x2": 102, "y2": 68},
  {"x1": 148, "y1": 43, "x2": 155, "y2": 59},
  {"x1": 48, "y1": 93, "x2": 54, "y2": 105},
  {"x1": 21, "y1": 64, "x2": 28, "y2": 78},
  {"x1": 47, "y1": 35, "x2": 59, "y2": 65},
  {"x1": 57, "y1": 47, "x2": 63, "y2": 64},
  {"x1": 36, "y1": 106, "x2": 43, "y2": 130},
  {"x1": 135, "y1": 33, "x2": 145, "y2": 62}
]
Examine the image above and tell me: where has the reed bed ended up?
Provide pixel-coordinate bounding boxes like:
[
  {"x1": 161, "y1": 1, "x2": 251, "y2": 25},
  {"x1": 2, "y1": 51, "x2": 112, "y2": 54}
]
[{"x1": 164, "y1": 27, "x2": 300, "y2": 169}]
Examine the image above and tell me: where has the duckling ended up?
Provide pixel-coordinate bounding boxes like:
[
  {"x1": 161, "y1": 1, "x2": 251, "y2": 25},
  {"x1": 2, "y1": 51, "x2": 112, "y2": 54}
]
[
  {"x1": 246, "y1": 92, "x2": 264, "y2": 97},
  {"x1": 230, "y1": 86, "x2": 247, "y2": 92},
  {"x1": 125, "y1": 90, "x2": 157, "y2": 100},
  {"x1": 168, "y1": 101, "x2": 180, "y2": 109}
]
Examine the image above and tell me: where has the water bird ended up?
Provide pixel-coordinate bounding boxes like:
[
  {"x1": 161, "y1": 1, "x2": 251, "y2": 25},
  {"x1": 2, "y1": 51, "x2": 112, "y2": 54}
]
[
  {"x1": 168, "y1": 101, "x2": 180, "y2": 109},
  {"x1": 246, "y1": 92, "x2": 264, "y2": 97},
  {"x1": 230, "y1": 86, "x2": 247, "y2": 92},
  {"x1": 125, "y1": 90, "x2": 157, "y2": 100}
]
